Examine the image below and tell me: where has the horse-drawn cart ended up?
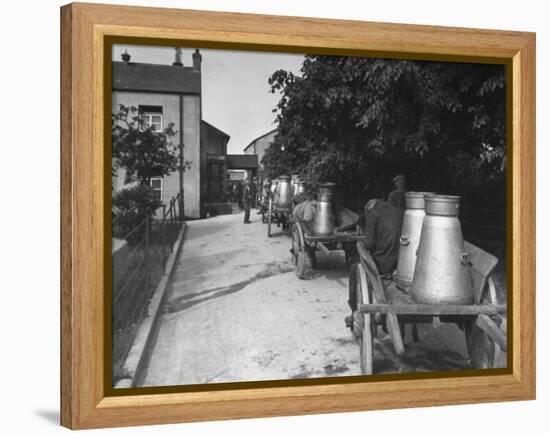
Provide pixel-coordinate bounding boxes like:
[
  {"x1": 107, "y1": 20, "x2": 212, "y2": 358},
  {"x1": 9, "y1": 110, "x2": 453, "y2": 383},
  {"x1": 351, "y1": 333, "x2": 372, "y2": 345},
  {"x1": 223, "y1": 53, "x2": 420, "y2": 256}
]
[
  {"x1": 267, "y1": 175, "x2": 294, "y2": 237},
  {"x1": 290, "y1": 220, "x2": 366, "y2": 279},
  {"x1": 351, "y1": 241, "x2": 507, "y2": 374},
  {"x1": 267, "y1": 198, "x2": 293, "y2": 237}
]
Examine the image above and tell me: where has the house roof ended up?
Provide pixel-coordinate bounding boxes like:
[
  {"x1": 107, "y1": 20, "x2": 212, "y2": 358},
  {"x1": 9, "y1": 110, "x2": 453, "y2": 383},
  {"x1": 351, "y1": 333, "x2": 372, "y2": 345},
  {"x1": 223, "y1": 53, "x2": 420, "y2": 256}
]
[
  {"x1": 226, "y1": 154, "x2": 259, "y2": 169},
  {"x1": 201, "y1": 120, "x2": 230, "y2": 140},
  {"x1": 243, "y1": 128, "x2": 277, "y2": 153},
  {"x1": 112, "y1": 61, "x2": 201, "y2": 94}
]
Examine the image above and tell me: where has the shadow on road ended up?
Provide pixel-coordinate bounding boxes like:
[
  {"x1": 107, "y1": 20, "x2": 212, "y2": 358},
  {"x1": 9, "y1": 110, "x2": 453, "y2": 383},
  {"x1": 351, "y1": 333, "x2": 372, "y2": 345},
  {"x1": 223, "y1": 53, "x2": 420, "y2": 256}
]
[{"x1": 165, "y1": 262, "x2": 294, "y2": 314}]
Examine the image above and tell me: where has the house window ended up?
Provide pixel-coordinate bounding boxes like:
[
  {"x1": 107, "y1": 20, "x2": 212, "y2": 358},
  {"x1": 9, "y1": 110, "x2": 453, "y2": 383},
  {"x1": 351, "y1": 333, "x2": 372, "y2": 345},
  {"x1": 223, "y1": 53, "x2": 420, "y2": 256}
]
[
  {"x1": 139, "y1": 105, "x2": 163, "y2": 132},
  {"x1": 150, "y1": 177, "x2": 163, "y2": 202}
]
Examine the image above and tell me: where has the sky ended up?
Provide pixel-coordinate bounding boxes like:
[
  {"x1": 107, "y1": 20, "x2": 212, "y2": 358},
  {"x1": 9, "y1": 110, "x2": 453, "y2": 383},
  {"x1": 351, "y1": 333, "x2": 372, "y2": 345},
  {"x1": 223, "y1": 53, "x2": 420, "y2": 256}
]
[{"x1": 112, "y1": 45, "x2": 304, "y2": 154}]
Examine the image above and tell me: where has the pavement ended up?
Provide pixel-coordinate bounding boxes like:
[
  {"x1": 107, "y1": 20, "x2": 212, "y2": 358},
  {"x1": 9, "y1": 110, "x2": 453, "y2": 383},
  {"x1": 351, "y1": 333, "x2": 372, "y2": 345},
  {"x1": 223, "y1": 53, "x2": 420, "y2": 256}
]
[{"x1": 142, "y1": 209, "x2": 475, "y2": 387}]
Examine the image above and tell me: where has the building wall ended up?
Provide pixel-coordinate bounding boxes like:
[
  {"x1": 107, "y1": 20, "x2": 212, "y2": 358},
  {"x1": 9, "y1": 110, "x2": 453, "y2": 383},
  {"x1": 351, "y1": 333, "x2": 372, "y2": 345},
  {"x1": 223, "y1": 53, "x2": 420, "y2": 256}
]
[
  {"x1": 111, "y1": 91, "x2": 202, "y2": 219},
  {"x1": 245, "y1": 130, "x2": 276, "y2": 171},
  {"x1": 243, "y1": 143, "x2": 255, "y2": 156},
  {"x1": 200, "y1": 122, "x2": 230, "y2": 211},
  {"x1": 182, "y1": 95, "x2": 201, "y2": 218}
]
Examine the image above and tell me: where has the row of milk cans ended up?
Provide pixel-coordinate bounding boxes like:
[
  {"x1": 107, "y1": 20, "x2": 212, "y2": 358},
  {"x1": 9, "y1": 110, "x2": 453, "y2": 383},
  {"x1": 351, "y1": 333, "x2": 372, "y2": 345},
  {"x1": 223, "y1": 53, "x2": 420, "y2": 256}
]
[{"x1": 395, "y1": 193, "x2": 474, "y2": 305}]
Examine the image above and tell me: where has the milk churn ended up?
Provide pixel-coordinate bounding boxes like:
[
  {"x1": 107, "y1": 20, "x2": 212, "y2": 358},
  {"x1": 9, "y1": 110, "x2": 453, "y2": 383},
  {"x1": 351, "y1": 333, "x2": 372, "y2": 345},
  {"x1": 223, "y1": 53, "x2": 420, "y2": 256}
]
[
  {"x1": 274, "y1": 175, "x2": 292, "y2": 209},
  {"x1": 291, "y1": 174, "x2": 300, "y2": 196},
  {"x1": 412, "y1": 195, "x2": 473, "y2": 304},
  {"x1": 295, "y1": 179, "x2": 306, "y2": 196},
  {"x1": 312, "y1": 182, "x2": 336, "y2": 236},
  {"x1": 395, "y1": 192, "x2": 434, "y2": 290}
]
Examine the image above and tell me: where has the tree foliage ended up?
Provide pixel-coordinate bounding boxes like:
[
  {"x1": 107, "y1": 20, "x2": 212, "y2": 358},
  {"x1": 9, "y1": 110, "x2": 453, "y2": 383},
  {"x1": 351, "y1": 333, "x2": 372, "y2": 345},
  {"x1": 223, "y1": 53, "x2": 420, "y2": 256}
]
[
  {"x1": 263, "y1": 56, "x2": 506, "y2": 196},
  {"x1": 112, "y1": 105, "x2": 180, "y2": 185},
  {"x1": 112, "y1": 184, "x2": 161, "y2": 242}
]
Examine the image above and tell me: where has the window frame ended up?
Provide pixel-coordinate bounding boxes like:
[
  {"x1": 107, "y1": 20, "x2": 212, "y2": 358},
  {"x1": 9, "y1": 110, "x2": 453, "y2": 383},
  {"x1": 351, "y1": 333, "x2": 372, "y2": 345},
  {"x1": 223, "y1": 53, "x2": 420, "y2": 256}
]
[
  {"x1": 141, "y1": 112, "x2": 163, "y2": 133},
  {"x1": 149, "y1": 176, "x2": 164, "y2": 202}
]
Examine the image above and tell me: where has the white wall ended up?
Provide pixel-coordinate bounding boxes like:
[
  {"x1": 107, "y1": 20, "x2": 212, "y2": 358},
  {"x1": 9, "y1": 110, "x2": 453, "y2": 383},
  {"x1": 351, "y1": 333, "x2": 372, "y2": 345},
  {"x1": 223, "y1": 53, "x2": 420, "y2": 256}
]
[{"x1": 1, "y1": 1, "x2": 546, "y2": 433}]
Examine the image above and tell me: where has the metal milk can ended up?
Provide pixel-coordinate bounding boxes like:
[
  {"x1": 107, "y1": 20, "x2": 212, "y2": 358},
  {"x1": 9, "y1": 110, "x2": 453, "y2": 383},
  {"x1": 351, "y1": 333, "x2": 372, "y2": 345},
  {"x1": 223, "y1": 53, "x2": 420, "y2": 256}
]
[
  {"x1": 295, "y1": 179, "x2": 306, "y2": 196},
  {"x1": 274, "y1": 175, "x2": 292, "y2": 209},
  {"x1": 291, "y1": 174, "x2": 299, "y2": 196},
  {"x1": 412, "y1": 194, "x2": 473, "y2": 305},
  {"x1": 312, "y1": 182, "x2": 336, "y2": 236},
  {"x1": 395, "y1": 192, "x2": 434, "y2": 290}
]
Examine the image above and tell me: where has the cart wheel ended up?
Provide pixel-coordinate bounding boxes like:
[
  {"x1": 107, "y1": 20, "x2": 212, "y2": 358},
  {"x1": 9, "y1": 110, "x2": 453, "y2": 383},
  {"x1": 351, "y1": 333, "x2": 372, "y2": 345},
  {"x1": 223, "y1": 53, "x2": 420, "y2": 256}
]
[
  {"x1": 466, "y1": 278, "x2": 501, "y2": 369},
  {"x1": 267, "y1": 199, "x2": 273, "y2": 237},
  {"x1": 356, "y1": 264, "x2": 373, "y2": 375},
  {"x1": 293, "y1": 223, "x2": 311, "y2": 279}
]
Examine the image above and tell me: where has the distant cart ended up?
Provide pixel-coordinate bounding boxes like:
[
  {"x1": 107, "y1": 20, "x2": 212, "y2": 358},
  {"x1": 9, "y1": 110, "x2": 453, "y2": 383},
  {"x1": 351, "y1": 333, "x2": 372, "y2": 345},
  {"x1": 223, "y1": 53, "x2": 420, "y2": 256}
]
[
  {"x1": 350, "y1": 240, "x2": 507, "y2": 374},
  {"x1": 258, "y1": 191, "x2": 270, "y2": 224},
  {"x1": 267, "y1": 175, "x2": 293, "y2": 237},
  {"x1": 267, "y1": 198, "x2": 293, "y2": 237},
  {"x1": 290, "y1": 218, "x2": 366, "y2": 279}
]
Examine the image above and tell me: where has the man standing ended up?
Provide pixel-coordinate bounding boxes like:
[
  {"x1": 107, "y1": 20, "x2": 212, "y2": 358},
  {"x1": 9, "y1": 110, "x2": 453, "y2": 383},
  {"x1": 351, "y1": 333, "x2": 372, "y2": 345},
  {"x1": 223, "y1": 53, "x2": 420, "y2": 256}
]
[
  {"x1": 387, "y1": 174, "x2": 407, "y2": 210},
  {"x1": 242, "y1": 179, "x2": 252, "y2": 224}
]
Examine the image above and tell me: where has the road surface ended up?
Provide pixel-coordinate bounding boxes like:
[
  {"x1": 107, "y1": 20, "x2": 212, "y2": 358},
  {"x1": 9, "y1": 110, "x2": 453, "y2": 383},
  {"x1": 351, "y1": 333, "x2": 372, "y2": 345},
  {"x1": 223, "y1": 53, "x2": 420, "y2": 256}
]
[{"x1": 142, "y1": 209, "x2": 474, "y2": 387}]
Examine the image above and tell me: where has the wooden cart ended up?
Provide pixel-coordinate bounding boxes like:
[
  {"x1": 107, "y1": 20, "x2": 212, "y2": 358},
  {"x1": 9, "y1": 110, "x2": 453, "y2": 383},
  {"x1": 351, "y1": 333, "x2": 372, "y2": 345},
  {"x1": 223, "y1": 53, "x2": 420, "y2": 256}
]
[
  {"x1": 351, "y1": 241, "x2": 507, "y2": 374},
  {"x1": 267, "y1": 198, "x2": 293, "y2": 237},
  {"x1": 258, "y1": 195, "x2": 269, "y2": 224},
  {"x1": 290, "y1": 220, "x2": 366, "y2": 279}
]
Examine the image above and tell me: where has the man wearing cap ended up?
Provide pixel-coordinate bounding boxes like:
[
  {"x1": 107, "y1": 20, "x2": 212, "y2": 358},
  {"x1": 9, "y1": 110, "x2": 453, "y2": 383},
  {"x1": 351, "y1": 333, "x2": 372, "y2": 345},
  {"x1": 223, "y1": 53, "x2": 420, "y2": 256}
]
[
  {"x1": 388, "y1": 174, "x2": 407, "y2": 210},
  {"x1": 346, "y1": 198, "x2": 404, "y2": 329}
]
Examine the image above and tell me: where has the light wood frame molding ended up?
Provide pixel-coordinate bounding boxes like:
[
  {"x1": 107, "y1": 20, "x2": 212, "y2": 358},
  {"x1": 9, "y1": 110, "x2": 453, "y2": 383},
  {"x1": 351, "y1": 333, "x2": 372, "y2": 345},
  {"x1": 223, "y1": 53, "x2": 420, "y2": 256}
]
[{"x1": 61, "y1": 2, "x2": 535, "y2": 429}]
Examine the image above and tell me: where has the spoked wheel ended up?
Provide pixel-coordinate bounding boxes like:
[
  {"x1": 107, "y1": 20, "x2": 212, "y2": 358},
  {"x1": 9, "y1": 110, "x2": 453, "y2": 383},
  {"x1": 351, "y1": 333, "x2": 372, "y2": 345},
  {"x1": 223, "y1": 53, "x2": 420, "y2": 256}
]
[
  {"x1": 292, "y1": 223, "x2": 311, "y2": 279},
  {"x1": 267, "y1": 199, "x2": 273, "y2": 237},
  {"x1": 466, "y1": 277, "x2": 502, "y2": 368},
  {"x1": 355, "y1": 263, "x2": 373, "y2": 375}
]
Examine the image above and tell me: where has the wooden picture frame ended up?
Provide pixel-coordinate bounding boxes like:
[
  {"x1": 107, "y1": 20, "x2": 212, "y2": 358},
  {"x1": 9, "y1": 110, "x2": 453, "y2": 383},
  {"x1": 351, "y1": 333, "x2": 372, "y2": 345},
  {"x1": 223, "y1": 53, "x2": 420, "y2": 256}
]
[{"x1": 61, "y1": 2, "x2": 535, "y2": 429}]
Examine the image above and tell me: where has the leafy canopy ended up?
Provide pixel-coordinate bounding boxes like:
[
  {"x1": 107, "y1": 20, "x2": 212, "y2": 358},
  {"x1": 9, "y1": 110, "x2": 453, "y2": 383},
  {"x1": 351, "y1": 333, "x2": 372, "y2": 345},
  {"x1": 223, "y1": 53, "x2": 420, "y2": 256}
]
[{"x1": 263, "y1": 56, "x2": 505, "y2": 195}]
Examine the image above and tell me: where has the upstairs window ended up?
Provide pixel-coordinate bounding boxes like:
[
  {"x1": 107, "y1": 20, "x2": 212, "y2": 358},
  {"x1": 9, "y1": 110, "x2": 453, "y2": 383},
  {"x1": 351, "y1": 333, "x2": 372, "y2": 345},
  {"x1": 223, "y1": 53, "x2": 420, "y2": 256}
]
[{"x1": 138, "y1": 105, "x2": 163, "y2": 133}]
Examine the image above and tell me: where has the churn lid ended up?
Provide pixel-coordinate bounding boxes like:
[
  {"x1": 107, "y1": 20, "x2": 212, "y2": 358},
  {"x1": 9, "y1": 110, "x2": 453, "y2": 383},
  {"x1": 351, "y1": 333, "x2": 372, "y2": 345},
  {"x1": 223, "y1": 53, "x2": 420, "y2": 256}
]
[{"x1": 424, "y1": 194, "x2": 461, "y2": 216}]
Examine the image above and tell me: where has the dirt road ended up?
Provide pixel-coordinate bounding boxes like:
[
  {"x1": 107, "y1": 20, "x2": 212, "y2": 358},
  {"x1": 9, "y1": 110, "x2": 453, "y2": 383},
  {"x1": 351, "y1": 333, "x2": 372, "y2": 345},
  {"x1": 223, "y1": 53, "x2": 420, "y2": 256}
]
[{"x1": 142, "y1": 210, "x2": 473, "y2": 387}]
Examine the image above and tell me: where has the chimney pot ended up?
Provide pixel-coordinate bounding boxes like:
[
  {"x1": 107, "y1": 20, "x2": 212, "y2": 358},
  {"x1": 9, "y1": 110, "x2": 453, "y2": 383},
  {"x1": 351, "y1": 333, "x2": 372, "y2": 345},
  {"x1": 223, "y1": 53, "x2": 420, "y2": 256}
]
[
  {"x1": 121, "y1": 50, "x2": 131, "y2": 63},
  {"x1": 192, "y1": 49, "x2": 202, "y2": 72},
  {"x1": 173, "y1": 47, "x2": 183, "y2": 66}
]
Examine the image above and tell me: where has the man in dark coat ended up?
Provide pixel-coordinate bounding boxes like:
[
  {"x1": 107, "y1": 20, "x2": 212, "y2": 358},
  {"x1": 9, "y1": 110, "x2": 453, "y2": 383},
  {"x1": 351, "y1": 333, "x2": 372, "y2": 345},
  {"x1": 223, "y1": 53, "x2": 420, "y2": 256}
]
[
  {"x1": 242, "y1": 179, "x2": 252, "y2": 224},
  {"x1": 346, "y1": 198, "x2": 404, "y2": 325}
]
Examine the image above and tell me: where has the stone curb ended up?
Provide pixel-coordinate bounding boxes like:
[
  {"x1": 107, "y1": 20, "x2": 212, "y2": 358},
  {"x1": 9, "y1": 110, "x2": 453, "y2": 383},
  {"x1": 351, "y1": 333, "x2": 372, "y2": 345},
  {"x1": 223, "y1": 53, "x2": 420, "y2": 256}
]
[{"x1": 114, "y1": 222, "x2": 187, "y2": 388}]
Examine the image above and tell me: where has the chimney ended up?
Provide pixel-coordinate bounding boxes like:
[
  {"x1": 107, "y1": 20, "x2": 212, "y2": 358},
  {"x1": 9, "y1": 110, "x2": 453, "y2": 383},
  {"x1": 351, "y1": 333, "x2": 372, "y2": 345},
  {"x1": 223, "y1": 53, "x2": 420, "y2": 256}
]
[
  {"x1": 192, "y1": 49, "x2": 202, "y2": 72},
  {"x1": 121, "y1": 49, "x2": 131, "y2": 63},
  {"x1": 173, "y1": 47, "x2": 183, "y2": 67}
]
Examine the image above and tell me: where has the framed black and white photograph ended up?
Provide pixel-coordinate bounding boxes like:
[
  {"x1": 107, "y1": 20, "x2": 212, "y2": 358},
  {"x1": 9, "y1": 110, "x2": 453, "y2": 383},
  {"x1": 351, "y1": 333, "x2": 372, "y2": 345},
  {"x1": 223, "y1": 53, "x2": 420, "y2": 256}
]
[
  {"x1": 60, "y1": 3, "x2": 535, "y2": 429},
  {"x1": 110, "y1": 44, "x2": 509, "y2": 388}
]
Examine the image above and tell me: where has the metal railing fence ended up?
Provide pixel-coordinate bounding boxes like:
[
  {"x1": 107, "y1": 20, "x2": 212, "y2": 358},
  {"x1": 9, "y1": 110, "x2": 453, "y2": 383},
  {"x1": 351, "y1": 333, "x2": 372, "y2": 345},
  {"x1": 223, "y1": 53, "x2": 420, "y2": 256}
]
[{"x1": 112, "y1": 193, "x2": 184, "y2": 380}]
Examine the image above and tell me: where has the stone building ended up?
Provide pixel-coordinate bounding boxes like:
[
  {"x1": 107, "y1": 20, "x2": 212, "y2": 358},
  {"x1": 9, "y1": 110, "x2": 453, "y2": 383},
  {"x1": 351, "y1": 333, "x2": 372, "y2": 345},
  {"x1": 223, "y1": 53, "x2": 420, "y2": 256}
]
[
  {"x1": 112, "y1": 48, "x2": 233, "y2": 218},
  {"x1": 243, "y1": 128, "x2": 277, "y2": 177}
]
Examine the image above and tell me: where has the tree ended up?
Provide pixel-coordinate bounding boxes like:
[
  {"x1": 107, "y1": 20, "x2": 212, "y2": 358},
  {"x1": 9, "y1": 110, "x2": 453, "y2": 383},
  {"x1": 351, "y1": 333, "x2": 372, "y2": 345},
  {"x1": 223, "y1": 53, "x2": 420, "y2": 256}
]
[
  {"x1": 264, "y1": 56, "x2": 506, "y2": 196},
  {"x1": 112, "y1": 105, "x2": 180, "y2": 185}
]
